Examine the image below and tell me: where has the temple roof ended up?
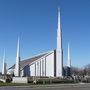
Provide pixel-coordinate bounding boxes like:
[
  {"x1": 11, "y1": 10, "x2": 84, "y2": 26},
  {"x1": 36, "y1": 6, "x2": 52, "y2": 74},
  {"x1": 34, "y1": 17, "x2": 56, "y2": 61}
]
[{"x1": 9, "y1": 53, "x2": 48, "y2": 70}]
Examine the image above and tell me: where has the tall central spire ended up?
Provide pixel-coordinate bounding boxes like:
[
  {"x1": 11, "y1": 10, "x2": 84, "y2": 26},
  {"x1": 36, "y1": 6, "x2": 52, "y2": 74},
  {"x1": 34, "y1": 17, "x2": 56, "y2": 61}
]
[
  {"x1": 57, "y1": 8, "x2": 62, "y2": 50},
  {"x1": 15, "y1": 37, "x2": 20, "y2": 77},
  {"x1": 56, "y1": 8, "x2": 63, "y2": 77}
]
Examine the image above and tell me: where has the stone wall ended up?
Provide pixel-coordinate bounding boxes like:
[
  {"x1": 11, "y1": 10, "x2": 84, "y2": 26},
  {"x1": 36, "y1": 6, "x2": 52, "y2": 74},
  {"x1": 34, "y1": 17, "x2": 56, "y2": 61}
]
[{"x1": 12, "y1": 77, "x2": 28, "y2": 83}]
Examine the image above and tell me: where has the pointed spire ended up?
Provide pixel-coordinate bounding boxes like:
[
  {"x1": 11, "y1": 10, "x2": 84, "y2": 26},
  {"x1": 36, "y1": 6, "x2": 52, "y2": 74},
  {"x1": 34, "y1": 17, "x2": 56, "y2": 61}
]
[
  {"x1": 56, "y1": 8, "x2": 63, "y2": 77},
  {"x1": 2, "y1": 49, "x2": 7, "y2": 75},
  {"x1": 57, "y1": 8, "x2": 62, "y2": 50},
  {"x1": 15, "y1": 37, "x2": 20, "y2": 77},
  {"x1": 17, "y1": 37, "x2": 20, "y2": 58},
  {"x1": 67, "y1": 43, "x2": 71, "y2": 67},
  {"x1": 58, "y1": 8, "x2": 61, "y2": 33}
]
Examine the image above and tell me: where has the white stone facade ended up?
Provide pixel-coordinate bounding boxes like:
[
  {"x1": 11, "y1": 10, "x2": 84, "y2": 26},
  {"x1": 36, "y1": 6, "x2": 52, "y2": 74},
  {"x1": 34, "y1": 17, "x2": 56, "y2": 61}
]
[{"x1": 20, "y1": 51, "x2": 56, "y2": 77}]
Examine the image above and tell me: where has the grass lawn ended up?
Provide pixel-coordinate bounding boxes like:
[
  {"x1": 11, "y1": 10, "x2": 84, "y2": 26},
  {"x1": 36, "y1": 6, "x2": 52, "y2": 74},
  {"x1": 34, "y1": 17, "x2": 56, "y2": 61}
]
[{"x1": 0, "y1": 82, "x2": 31, "y2": 86}]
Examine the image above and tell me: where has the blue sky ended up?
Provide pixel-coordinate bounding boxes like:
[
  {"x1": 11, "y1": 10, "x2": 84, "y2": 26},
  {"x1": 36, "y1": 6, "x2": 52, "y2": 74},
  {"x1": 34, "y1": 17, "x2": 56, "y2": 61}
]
[{"x1": 0, "y1": 0, "x2": 90, "y2": 71}]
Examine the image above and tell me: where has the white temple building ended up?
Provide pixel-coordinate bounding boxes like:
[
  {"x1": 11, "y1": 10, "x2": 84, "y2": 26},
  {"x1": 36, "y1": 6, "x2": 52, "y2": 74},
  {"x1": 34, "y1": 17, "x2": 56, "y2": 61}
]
[{"x1": 7, "y1": 9, "x2": 71, "y2": 77}]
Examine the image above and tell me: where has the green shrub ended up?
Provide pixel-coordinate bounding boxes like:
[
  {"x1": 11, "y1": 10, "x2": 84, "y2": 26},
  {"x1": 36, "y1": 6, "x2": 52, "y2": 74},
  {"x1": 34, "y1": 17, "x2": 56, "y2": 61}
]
[{"x1": 33, "y1": 78, "x2": 74, "y2": 84}]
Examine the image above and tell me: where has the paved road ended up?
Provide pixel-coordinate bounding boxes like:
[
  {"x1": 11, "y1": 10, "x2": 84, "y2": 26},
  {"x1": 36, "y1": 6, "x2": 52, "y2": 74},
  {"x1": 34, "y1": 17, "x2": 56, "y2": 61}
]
[{"x1": 0, "y1": 83, "x2": 90, "y2": 90}]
